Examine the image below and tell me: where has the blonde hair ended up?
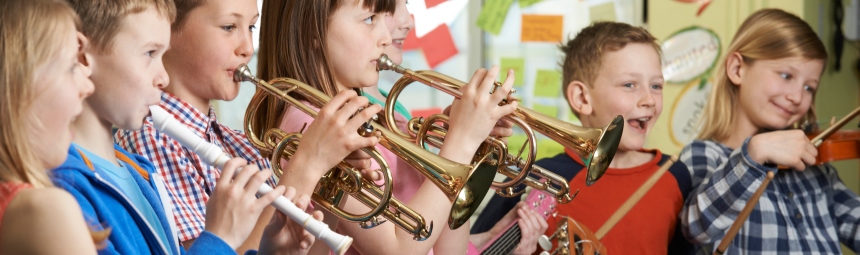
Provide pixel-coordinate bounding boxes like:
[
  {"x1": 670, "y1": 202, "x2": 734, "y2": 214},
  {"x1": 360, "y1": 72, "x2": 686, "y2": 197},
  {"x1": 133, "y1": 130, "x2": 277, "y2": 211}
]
[
  {"x1": 697, "y1": 9, "x2": 827, "y2": 141},
  {"x1": 560, "y1": 22, "x2": 660, "y2": 117},
  {"x1": 64, "y1": 0, "x2": 176, "y2": 53},
  {"x1": 0, "y1": 0, "x2": 81, "y2": 188}
]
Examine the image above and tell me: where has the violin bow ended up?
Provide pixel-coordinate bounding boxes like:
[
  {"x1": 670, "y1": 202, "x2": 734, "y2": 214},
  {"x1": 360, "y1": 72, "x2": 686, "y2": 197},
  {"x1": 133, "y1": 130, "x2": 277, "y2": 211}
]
[{"x1": 594, "y1": 155, "x2": 677, "y2": 239}]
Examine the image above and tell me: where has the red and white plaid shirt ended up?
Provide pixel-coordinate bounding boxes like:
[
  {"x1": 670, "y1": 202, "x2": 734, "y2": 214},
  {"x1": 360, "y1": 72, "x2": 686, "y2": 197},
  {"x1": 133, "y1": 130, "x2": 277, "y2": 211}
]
[{"x1": 115, "y1": 91, "x2": 274, "y2": 242}]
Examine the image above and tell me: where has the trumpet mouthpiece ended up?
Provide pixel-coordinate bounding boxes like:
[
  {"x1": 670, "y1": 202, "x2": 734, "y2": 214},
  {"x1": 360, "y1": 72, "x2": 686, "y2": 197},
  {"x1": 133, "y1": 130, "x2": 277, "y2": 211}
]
[
  {"x1": 233, "y1": 64, "x2": 255, "y2": 83},
  {"x1": 376, "y1": 54, "x2": 397, "y2": 72}
]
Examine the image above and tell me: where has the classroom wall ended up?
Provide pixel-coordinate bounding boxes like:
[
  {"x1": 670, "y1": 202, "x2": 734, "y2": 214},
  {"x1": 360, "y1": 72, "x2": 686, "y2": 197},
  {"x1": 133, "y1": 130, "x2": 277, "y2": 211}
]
[{"x1": 648, "y1": 1, "x2": 860, "y2": 253}]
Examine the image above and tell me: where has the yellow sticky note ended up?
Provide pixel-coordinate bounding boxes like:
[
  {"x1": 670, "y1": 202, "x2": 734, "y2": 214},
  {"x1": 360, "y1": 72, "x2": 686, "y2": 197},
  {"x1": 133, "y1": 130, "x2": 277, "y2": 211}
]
[
  {"x1": 520, "y1": 0, "x2": 542, "y2": 8},
  {"x1": 589, "y1": 2, "x2": 617, "y2": 22},
  {"x1": 477, "y1": 0, "x2": 515, "y2": 35},
  {"x1": 533, "y1": 69, "x2": 562, "y2": 98},
  {"x1": 521, "y1": 15, "x2": 564, "y2": 43},
  {"x1": 533, "y1": 104, "x2": 559, "y2": 119},
  {"x1": 500, "y1": 57, "x2": 525, "y2": 86}
]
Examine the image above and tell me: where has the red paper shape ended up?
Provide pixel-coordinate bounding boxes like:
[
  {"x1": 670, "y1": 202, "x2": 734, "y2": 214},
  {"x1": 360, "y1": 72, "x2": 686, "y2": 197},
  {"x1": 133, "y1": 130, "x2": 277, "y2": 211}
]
[
  {"x1": 673, "y1": 0, "x2": 712, "y2": 16},
  {"x1": 419, "y1": 24, "x2": 458, "y2": 69},
  {"x1": 424, "y1": 0, "x2": 446, "y2": 9},
  {"x1": 403, "y1": 27, "x2": 421, "y2": 51}
]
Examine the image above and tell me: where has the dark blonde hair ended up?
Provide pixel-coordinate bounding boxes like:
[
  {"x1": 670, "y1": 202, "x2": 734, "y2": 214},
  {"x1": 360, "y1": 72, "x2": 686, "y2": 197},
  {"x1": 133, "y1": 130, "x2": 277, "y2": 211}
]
[
  {"x1": 250, "y1": 0, "x2": 395, "y2": 157},
  {"x1": 65, "y1": 0, "x2": 176, "y2": 53},
  {"x1": 560, "y1": 22, "x2": 660, "y2": 117},
  {"x1": 0, "y1": 0, "x2": 80, "y2": 188},
  {"x1": 697, "y1": 9, "x2": 827, "y2": 141}
]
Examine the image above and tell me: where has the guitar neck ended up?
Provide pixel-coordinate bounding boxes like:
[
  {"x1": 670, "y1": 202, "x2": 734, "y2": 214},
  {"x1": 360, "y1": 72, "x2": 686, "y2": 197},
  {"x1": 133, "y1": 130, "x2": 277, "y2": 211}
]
[{"x1": 480, "y1": 223, "x2": 522, "y2": 255}]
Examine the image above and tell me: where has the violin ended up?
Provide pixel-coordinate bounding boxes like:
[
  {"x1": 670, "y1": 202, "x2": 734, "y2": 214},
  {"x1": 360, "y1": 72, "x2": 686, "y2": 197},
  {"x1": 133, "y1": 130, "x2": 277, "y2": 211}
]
[
  {"x1": 538, "y1": 216, "x2": 606, "y2": 255},
  {"x1": 809, "y1": 125, "x2": 860, "y2": 164},
  {"x1": 718, "y1": 106, "x2": 860, "y2": 254}
]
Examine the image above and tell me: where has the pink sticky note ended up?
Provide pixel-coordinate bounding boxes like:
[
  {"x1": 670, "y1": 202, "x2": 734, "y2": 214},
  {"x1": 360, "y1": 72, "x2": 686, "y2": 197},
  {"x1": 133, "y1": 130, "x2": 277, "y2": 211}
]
[{"x1": 419, "y1": 24, "x2": 458, "y2": 69}]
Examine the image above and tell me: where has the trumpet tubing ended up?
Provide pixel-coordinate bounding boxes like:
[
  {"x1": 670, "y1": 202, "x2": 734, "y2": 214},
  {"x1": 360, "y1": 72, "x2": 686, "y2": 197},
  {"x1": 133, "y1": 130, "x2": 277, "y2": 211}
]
[
  {"x1": 148, "y1": 106, "x2": 353, "y2": 255},
  {"x1": 235, "y1": 64, "x2": 495, "y2": 235},
  {"x1": 376, "y1": 54, "x2": 623, "y2": 203}
]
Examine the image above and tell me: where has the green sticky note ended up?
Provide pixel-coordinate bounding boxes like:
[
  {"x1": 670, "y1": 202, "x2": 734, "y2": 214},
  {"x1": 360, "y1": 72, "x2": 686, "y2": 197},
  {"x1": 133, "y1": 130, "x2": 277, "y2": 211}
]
[
  {"x1": 477, "y1": 0, "x2": 515, "y2": 35},
  {"x1": 500, "y1": 57, "x2": 525, "y2": 86},
  {"x1": 532, "y1": 104, "x2": 559, "y2": 119},
  {"x1": 520, "y1": 0, "x2": 542, "y2": 8},
  {"x1": 589, "y1": 2, "x2": 617, "y2": 22},
  {"x1": 533, "y1": 69, "x2": 562, "y2": 98},
  {"x1": 506, "y1": 135, "x2": 565, "y2": 161}
]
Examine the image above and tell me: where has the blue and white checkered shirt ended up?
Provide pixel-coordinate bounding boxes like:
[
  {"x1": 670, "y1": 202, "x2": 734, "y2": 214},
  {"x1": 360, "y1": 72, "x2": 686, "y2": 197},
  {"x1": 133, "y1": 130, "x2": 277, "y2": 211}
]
[
  {"x1": 679, "y1": 138, "x2": 860, "y2": 255},
  {"x1": 115, "y1": 91, "x2": 274, "y2": 242}
]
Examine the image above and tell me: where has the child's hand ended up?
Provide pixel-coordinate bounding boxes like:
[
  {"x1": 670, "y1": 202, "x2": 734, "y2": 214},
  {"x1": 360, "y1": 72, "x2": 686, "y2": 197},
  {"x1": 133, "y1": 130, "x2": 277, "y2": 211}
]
[
  {"x1": 258, "y1": 186, "x2": 324, "y2": 255},
  {"x1": 291, "y1": 90, "x2": 381, "y2": 178},
  {"x1": 205, "y1": 158, "x2": 285, "y2": 249},
  {"x1": 442, "y1": 105, "x2": 514, "y2": 144},
  {"x1": 344, "y1": 149, "x2": 385, "y2": 182},
  {"x1": 511, "y1": 204, "x2": 548, "y2": 255},
  {"x1": 748, "y1": 129, "x2": 817, "y2": 171},
  {"x1": 445, "y1": 66, "x2": 518, "y2": 155}
]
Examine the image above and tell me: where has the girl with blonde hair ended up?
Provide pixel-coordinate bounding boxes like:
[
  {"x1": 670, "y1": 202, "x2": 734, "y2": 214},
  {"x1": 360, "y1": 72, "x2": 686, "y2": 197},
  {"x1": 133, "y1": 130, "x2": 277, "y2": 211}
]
[
  {"x1": 0, "y1": 0, "x2": 98, "y2": 253},
  {"x1": 678, "y1": 9, "x2": 853, "y2": 254}
]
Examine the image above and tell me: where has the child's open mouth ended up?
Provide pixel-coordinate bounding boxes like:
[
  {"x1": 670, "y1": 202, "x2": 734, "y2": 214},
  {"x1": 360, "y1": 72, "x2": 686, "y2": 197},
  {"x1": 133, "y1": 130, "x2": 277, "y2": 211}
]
[{"x1": 627, "y1": 117, "x2": 651, "y2": 130}]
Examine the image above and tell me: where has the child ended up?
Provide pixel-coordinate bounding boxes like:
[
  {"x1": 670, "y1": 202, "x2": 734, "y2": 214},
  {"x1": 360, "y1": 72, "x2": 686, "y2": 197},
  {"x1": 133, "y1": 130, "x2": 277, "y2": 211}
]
[
  {"x1": 472, "y1": 21, "x2": 696, "y2": 255},
  {"x1": 255, "y1": 0, "x2": 518, "y2": 254},
  {"x1": 0, "y1": 0, "x2": 97, "y2": 253},
  {"x1": 679, "y1": 9, "x2": 849, "y2": 254},
  {"x1": 52, "y1": 0, "x2": 325, "y2": 254},
  {"x1": 364, "y1": 1, "x2": 548, "y2": 254},
  {"x1": 114, "y1": 0, "x2": 381, "y2": 251}
]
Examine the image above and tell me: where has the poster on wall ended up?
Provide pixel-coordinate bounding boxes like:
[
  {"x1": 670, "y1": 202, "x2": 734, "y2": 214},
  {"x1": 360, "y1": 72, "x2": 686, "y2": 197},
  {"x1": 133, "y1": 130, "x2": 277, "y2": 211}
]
[
  {"x1": 670, "y1": 79, "x2": 712, "y2": 146},
  {"x1": 662, "y1": 26, "x2": 720, "y2": 146},
  {"x1": 661, "y1": 26, "x2": 720, "y2": 86}
]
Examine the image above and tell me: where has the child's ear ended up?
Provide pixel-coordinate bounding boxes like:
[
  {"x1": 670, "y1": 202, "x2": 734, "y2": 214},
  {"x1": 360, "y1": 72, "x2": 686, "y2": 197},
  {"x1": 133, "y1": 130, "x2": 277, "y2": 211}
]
[
  {"x1": 76, "y1": 32, "x2": 93, "y2": 76},
  {"x1": 726, "y1": 52, "x2": 745, "y2": 85},
  {"x1": 566, "y1": 80, "x2": 592, "y2": 115}
]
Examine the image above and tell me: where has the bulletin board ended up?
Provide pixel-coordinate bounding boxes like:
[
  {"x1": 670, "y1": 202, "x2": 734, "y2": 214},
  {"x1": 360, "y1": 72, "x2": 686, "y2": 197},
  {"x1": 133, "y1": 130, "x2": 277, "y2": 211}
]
[{"x1": 478, "y1": 0, "x2": 642, "y2": 160}]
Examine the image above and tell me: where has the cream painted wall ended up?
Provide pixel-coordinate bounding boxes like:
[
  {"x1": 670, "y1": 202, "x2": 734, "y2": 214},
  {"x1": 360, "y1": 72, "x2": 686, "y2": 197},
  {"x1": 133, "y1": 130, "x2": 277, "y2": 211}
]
[{"x1": 648, "y1": 0, "x2": 860, "y2": 253}]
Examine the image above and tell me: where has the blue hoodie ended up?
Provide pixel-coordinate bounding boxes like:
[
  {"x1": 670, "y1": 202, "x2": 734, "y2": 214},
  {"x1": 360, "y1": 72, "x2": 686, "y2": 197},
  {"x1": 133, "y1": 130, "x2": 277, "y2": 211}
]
[{"x1": 52, "y1": 144, "x2": 247, "y2": 255}]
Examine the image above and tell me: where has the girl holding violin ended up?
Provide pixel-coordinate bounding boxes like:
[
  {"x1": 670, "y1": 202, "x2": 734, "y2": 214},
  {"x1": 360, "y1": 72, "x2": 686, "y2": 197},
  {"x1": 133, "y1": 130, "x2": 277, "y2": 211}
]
[{"x1": 678, "y1": 8, "x2": 860, "y2": 254}]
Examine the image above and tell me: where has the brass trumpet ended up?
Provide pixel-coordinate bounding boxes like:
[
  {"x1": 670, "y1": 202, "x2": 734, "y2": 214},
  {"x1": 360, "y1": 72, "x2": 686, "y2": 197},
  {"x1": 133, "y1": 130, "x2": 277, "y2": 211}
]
[
  {"x1": 235, "y1": 64, "x2": 495, "y2": 239},
  {"x1": 376, "y1": 55, "x2": 623, "y2": 203}
]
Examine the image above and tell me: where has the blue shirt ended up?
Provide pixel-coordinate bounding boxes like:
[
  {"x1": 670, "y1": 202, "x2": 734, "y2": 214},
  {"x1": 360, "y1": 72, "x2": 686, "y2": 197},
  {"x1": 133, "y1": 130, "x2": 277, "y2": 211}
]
[{"x1": 73, "y1": 143, "x2": 170, "y2": 250}]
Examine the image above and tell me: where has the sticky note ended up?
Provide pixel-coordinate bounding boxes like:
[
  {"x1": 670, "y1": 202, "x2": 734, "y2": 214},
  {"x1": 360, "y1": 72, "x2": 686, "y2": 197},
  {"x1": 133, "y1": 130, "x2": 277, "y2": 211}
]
[
  {"x1": 520, "y1": 0, "x2": 542, "y2": 8},
  {"x1": 476, "y1": 0, "x2": 515, "y2": 35},
  {"x1": 589, "y1": 2, "x2": 617, "y2": 22},
  {"x1": 424, "y1": 0, "x2": 447, "y2": 8},
  {"x1": 532, "y1": 104, "x2": 559, "y2": 119},
  {"x1": 533, "y1": 69, "x2": 562, "y2": 98},
  {"x1": 420, "y1": 24, "x2": 458, "y2": 69},
  {"x1": 500, "y1": 57, "x2": 525, "y2": 86},
  {"x1": 521, "y1": 15, "x2": 564, "y2": 43},
  {"x1": 506, "y1": 135, "x2": 565, "y2": 160}
]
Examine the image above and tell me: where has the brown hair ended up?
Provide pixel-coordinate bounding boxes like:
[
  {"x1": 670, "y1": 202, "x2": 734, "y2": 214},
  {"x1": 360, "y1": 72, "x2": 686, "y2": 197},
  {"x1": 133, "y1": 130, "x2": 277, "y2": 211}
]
[
  {"x1": 65, "y1": 0, "x2": 176, "y2": 53},
  {"x1": 560, "y1": 22, "x2": 660, "y2": 116},
  {"x1": 697, "y1": 9, "x2": 827, "y2": 141},
  {"x1": 250, "y1": 0, "x2": 395, "y2": 156},
  {"x1": 172, "y1": 0, "x2": 204, "y2": 31}
]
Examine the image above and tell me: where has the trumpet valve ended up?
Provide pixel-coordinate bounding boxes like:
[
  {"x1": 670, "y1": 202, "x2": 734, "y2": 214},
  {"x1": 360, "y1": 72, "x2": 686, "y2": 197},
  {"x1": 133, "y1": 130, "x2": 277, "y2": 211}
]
[{"x1": 359, "y1": 216, "x2": 387, "y2": 229}]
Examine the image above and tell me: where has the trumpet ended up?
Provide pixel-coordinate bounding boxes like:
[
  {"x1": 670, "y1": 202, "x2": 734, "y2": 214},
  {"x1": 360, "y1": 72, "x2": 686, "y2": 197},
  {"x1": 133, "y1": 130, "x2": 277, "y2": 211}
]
[
  {"x1": 376, "y1": 55, "x2": 623, "y2": 203},
  {"x1": 148, "y1": 106, "x2": 352, "y2": 255},
  {"x1": 235, "y1": 64, "x2": 496, "y2": 236}
]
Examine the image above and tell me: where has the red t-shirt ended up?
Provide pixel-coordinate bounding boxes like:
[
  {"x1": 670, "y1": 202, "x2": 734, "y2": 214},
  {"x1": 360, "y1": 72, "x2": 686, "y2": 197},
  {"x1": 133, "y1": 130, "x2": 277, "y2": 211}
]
[{"x1": 544, "y1": 149, "x2": 686, "y2": 255}]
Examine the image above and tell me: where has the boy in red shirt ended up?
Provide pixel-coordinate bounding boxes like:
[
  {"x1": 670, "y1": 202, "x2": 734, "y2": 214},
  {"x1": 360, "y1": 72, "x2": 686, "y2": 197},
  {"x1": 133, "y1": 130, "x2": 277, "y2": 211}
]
[{"x1": 472, "y1": 22, "x2": 695, "y2": 254}]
